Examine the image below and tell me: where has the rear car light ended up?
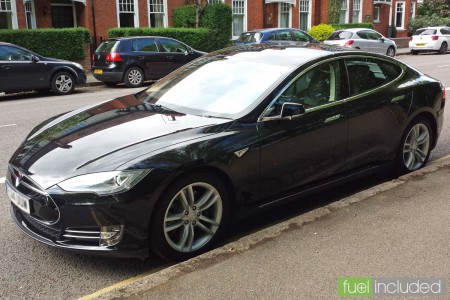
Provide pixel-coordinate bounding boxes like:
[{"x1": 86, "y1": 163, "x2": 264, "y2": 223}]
[
  {"x1": 106, "y1": 52, "x2": 122, "y2": 62},
  {"x1": 343, "y1": 40, "x2": 354, "y2": 47},
  {"x1": 409, "y1": 37, "x2": 413, "y2": 41},
  {"x1": 432, "y1": 36, "x2": 439, "y2": 41}
]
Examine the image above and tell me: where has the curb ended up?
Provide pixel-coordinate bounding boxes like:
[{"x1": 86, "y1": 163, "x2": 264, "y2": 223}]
[{"x1": 83, "y1": 155, "x2": 450, "y2": 300}]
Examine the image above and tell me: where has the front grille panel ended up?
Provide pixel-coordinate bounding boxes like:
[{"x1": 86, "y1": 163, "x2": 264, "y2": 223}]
[
  {"x1": 7, "y1": 165, "x2": 60, "y2": 224},
  {"x1": 14, "y1": 206, "x2": 61, "y2": 240},
  {"x1": 61, "y1": 227, "x2": 101, "y2": 246}
]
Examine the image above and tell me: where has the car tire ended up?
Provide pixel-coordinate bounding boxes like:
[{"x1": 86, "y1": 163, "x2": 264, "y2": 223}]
[
  {"x1": 411, "y1": 50, "x2": 419, "y2": 55},
  {"x1": 124, "y1": 67, "x2": 144, "y2": 88},
  {"x1": 386, "y1": 46, "x2": 395, "y2": 57},
  {"x1": 395, "y1": 117, "x2": 433, "y2": 175},
  {"x1": 103, "y1": 82, "x2": 118, "y2": 87},
  {"x1": 51, "y1": 71, "x2": 75, "y2": 95},
  {"x1": 150, "y1": 172, "x2": 229, "y2": 261},
  {"x1": 438, "y1": 42, "x2": 448, "y2": 54}
]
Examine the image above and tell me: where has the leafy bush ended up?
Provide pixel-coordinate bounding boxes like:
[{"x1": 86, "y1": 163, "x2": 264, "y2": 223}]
[
  {"x1": 330, "y1": 23, "x2": 375, "y2": 30},
  {"x1": 308, "y1": 24, "x2": 335, "y2": 42},
  {"x1": 172, "y1": 5, "x2": 197, "y2": 28},
  {"x1": 201, "y1": 3, "x2": 232, "y2": 49},
  {"x1": 328, "y1": 0, "x2": 341, "y2": 24},
  {"x1": 0, "y1": 28, "x2": 91, "y2": 60},
  {"x1": 108, "y1": 27, "x2": 222, "y2": 52},
  {"x1": 408, "y1": 15, "x2": 450, "y2": 34}
]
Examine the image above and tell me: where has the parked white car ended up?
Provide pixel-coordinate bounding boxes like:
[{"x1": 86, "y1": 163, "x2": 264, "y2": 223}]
[
  {"x1": 409, "y1": 27, "x2": 450, "y2": 55},
  {"x1": 324, "y1": 28, "x2": 397, "y2": 57}
]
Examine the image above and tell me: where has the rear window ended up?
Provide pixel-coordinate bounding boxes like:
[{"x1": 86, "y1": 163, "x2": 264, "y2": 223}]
[
  {"x1": 327, "y1": 31, "x2": 353, "y2": 40},
  {"x1": 95, "y1": 41, "x2": 118, "y2": 53},
  {"x1": 414, "y1": 29, "x2": 437, "y2": 35},
  {"x1": 236, "y1": 32, "x2": 262, "y2": 43}
]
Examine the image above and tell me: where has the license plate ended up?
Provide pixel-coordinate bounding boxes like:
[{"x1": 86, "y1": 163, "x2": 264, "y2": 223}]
[
  {"x1": 94, "y1": 69, "x2": 103, "y2": 75},
  {"x1": 5, "y1": 181, "x2": 31, "y2": 214},
  {"x1": 416, "y1": 43, "x2": 426, "y2": 46}
]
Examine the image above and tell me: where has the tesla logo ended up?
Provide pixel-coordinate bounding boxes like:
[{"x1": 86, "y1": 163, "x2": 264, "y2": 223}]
[
  {"x1": 13, "y1": 169, "x2": 22, "y2": 188},
  {"x1": 234, "y1": 148, "x2": 249, "y2": 158}
]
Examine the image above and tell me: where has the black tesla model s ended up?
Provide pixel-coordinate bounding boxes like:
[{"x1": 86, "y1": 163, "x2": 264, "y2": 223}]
[{"x1": 5, "y1": 44, "x2": 445, "y2": 261}]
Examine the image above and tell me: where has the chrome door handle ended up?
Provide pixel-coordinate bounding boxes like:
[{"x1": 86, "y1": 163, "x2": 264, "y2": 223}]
[
  {"x1": 1, "y1": 65, "x2": 11, "y2": 70},
  {"x1": 391, "y1": 95, "x2": 405, "y2": 103},
  {"x1": 325, "y1": 114, "x2": 341, "y2": 123},
  {"x1": 167, "y1": 56, "x2": 173, "y2": 60}
]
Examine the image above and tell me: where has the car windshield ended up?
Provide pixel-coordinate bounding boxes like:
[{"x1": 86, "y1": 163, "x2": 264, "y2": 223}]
[
  {"x1": 414, "y1": 29, "x2": 437, "y2": 35},
  {"x1": 235, "y1": 32, "x2": 262, "y2": 43},
  {"x1": 327, "y1": 31, "x2": 353, "y2": 40},
  {"x1": 139, "y1": 52, "x2": 293, "y2": 119},
  {"x1": 95, "y1": 40, "x2": 118, "y2": 53}
]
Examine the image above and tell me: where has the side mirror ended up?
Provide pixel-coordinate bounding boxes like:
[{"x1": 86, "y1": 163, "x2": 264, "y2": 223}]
[
  {"x1": 281, "y1": 102, "x2": 305, "y2": 119},
  {"x1": 380, "y1": 38, "x2": 385, "y2": 43},
  {"x1": 31, "y1": 55, "x2": 40, "y2": 62}
]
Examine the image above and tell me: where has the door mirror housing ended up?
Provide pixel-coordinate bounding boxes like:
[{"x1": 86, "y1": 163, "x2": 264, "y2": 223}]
[
  {"x1": 31, "y1": 55, "x2": 40, "y2": 62},
  {"x1": 281, "y1": 102, "x2": 305, "y2": 118}
]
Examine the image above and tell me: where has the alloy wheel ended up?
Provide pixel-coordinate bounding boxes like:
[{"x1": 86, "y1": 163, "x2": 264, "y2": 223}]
[
  {"x1": 387, "y1": 47, "x2": 395, "y2": 57},
  {"x1": 127, "y1": 69, "x2": 142, "y2": 86},
  {"x1": 403, "y1": 123, "x2": 430, "y2": 171},
  {"x1": 55, "y1": 74, "x2": 73, "y2": 93},
  {"x1": 163, "y1": 182, "x2": 223, "y2": 253}
]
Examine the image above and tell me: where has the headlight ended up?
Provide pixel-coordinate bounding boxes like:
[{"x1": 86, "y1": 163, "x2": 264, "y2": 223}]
[
  {"x1": 58, "y1": 170, "x2": 151, "y2": 195},
  {"x1": 72, "y1": 62, "x2": 84, "y2": 70}
]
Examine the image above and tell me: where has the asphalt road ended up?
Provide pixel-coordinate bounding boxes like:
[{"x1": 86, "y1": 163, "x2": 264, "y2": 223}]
[{"x1": 0, "y1": 54, "x2": 449, "y2": 300}]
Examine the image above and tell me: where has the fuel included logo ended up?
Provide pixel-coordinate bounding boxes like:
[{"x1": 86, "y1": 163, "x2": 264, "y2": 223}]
[{"x1": 338, "y1": 277, "x2": 446, "y2": 297}]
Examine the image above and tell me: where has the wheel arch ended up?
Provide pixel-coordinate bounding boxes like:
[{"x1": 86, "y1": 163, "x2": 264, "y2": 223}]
[{"x1": 50, "y1": 67, "x2": 78, "y2": 84}]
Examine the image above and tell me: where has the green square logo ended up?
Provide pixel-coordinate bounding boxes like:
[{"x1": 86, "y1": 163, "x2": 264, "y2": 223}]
[{"x1": 338, "y1": 277, "x2": 372, "y2": 297}]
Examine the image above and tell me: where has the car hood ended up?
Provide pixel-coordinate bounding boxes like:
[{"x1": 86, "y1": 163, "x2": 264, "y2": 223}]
[{"x1": 10, "y1": 94, "x2": 232, "y2": 189}]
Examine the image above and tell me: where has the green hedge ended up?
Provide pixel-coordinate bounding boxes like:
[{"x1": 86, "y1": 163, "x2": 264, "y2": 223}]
[
  {"x1": 329, "y1": 23, "x2": 375, "y2": 30},
  {"x1": 0, "y1": 28, "x2": 91, "y2": 60},
  {"x1": 108, "y1": 27, "x2": 223, "y2": 52},
  {"x1": 408, "y1": 15, "x2": 450, "y2": 34},
  {"x1": 201, "y1": 3, "x2": 232, "y2": 49},
  {"x1": 172, "y1": 5, "x2": 197, "y2": 28},
  {"x1": 308, "y1": 24, "x2": 335, "y2": 42}
]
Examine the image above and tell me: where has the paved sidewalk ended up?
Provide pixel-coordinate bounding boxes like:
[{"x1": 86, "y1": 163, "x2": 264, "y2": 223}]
[{"x1": 88, "y1": 156, "x2": 450, "y2": 300}]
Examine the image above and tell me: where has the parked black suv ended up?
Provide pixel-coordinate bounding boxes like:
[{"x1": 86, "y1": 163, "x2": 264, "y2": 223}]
[
  {"x1": 0, "y1": 42, "x2": 86, "y2": 95},
  {"x1": 92, "y1": 37, "x2": 206, "y2": 87}
]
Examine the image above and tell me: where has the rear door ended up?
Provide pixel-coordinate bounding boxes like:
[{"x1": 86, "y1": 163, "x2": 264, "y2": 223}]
[
  {"x1": 131, "y1": 38, "x2": 167, "y2": 79},
  {"x1": 440, "y1": 28, "x2": 450, "y2": 46},
  {"x1": 344, "y1": 57, "x2": 410, "y2": 168}
]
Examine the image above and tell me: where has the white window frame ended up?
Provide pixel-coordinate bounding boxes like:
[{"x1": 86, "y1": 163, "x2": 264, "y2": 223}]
[
  {"x1": 50, "y1": 1, "x2": 77, "y2": 27},
  {"x1": 373, "y1": 6, "x2": 380, "y2": 22},
  {"x1": 209, "y1": 0, "x2": 224, "y2": 3},
  {"x1": 352, "y1": 0, "x2": 362, "y2": 23},
  {"x1": 116, "y1": 0, "x2": 139, "y2": 28},
  {"x1": 0, "y1": 0, "x2": 18, "y2": 29},
  {"x1": 410, "y1": 1, "x2": 416, "y2": 20},
  {"x1": 24, "y1": 0, "x2": 36, "y2": 29},
  {"x1": 147, "y1": 0, "x2": 167, "y2": 28},
  {"x1": 232, "y1": 0, "x2": 247, "y2": 39},
  {"x1": 278, "y1": 3, "x2": 292, "y2": 28},
  {"x1": 299, "y1": 0, "x2": 311, "y2": 30},
  {"x1": 395, "y1": 1, "x2": 405, "y2": 29},
  {"x1": 340, "y1": 0, "x2": 349, "y2": 23}
]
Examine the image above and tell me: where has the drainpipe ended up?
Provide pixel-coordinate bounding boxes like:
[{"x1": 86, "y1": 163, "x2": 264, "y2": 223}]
[
  {"x1": 263, "y1": 0, "x2": 267, "y2": 28},
  {"x1": 91, "y1": 0, "x2": 98, "y2": 49}
]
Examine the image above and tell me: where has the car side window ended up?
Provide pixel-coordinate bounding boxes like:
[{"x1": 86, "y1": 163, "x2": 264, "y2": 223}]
[
  {"x1": 367, "y1": 31, "x2": 382, "y2": 40},
  {"x1": 440, "y1": 28, "x2": 450, "y2": 35},
  {"x1": 132, "y1": 38, "x2": 158, "y2": 52},
  {"x1": 356, "y1": 31, "x2": 368, "y2": 39},
  {"x1": 0, "y1": 46, "x2": 31, "y2": 61},
  {"x1": 292, "y1": 30, "x2": 311, "y2": 42},
  {"x1": 159, "y1": 39, "x2": 188, "y2": 53},
  {"x1": 345, "y1": 58, "x2": 402, "y2": 96},
  {"x1": 278, "y1": 30, "x2": 292, "y2": 41},
  {"x1": 263, "y1": 61, "x2": 342, "y2": 117}
]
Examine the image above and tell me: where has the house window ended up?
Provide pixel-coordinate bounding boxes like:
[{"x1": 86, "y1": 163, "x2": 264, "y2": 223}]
[
  {"x1": 340, "y1": 0, "x2": 349, "y2": 23},
  {"x1": 117, "y1": 0, "x2": 138, "y2": 28},
  {"x1": 395, "y1": 2, "x2": 405, "y2": 29},
  {"x1": 373, "y1": 7, "x2": 380, "y2": 22},
  {"x1": 232, "y1": 0, "x2": 246, "y2": 38},
  {"x1": 25, "y1": 1, "x2": 36, "y2": 29},
  {"x1": 51, "y1": 0, "x2": 76, "y2": 28},
  {"x1": 352, "y1": 0, "x2": 362, "y2": 23},
  {"x1": 0, "y1": 0, "x2": 18, "y2": 29},
  {"x1": 148, "y1": 0, "x2": 166, "y2": 28},
  {"x1": 299, "y1": 0, "x2": 311, "y2": 31},
  {"x1": 410, "y1": 1, "x2": 416, "y2": 20},
  {"x1": 279, "y1": 3, "x2": 292, "y2": 28},
  {"x1": 209, "y1": 0, "x2": 223, "y2": 3}
]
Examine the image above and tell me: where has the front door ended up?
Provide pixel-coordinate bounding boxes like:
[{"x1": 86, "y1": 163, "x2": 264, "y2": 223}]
[{"x1": 257, "y1": 59, "x2": 350, "y2": 202}]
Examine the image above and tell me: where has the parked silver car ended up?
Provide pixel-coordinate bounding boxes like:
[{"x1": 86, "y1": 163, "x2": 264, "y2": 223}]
[
  {"x1": 324, "y1": 28, "x2": 397, "y2": 57},
  {"x1": 409, "y1": 27, "x2": 450, "y2": 55}
]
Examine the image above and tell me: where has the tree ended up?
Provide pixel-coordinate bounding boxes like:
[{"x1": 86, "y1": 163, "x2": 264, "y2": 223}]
[
  {"x1": 185, "y1": 0, "x2": 209, "y2": 28},
  {"x1": 417, "y1": 0, "x2": 450, "y2": 18}
]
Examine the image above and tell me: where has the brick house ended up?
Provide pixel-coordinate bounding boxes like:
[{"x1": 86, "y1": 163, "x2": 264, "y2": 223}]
[{"x1": 1, "y1": 0, "x2": 416, "y2": 42}]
